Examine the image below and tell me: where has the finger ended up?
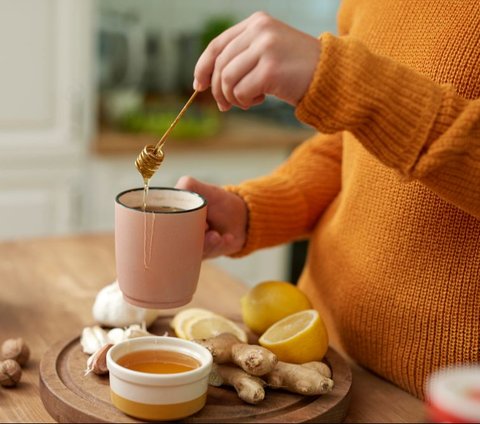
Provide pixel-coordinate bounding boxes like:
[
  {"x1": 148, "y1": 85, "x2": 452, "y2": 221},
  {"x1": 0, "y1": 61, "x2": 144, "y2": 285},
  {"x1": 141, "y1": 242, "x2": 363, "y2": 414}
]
[
  {"x1": 204, "y1": 232, "x2": 237, "y2": 259},
  {"x1": 220, "y1": 47, "x2": 259, "y2": 107},
  {"x1": 193, "y1": 18, "x2": 252, "y2": 91},
  {"x1": 210, "y1": 32, "x2": 253, "y2": 110},
  {"x1": 203, "y1": 230, "x2": 222, "y2": 258},
  {"x1": 237, "y1": 95, "x2": 265, "y2": 110},
  {"x1": 232, "y1": 62, "x2": 270, "y2": 108},
  {"x1": 211, "y1": 59, "x2": 231, "y2": 111},
  {"x1": 249, "y1": 94, "x2": 266, "y2": 108}
]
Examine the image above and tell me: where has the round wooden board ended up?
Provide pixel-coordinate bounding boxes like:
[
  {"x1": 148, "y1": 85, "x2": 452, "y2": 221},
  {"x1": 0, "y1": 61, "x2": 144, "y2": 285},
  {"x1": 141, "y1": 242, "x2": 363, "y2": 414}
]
[{"x1": 39, "y1": 317, "x2": 352, "y2": 423}]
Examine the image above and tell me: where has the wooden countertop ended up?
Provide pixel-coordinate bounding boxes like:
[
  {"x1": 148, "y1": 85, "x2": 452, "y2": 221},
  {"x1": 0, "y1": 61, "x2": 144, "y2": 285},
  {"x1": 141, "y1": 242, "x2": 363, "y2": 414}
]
[
  {"x1": 0, "y1": 234, "x2": 424, "y2": 422},
  {"x1": 93, "y1": 116, "x2": 315, "y2": 156}
]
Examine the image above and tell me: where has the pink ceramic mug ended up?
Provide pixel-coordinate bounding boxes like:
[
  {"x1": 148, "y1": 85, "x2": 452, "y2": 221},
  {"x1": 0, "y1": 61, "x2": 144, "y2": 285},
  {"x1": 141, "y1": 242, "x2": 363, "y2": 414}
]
[{"x1": 115, "y1": 187, "x2": 207, "y2": 309}]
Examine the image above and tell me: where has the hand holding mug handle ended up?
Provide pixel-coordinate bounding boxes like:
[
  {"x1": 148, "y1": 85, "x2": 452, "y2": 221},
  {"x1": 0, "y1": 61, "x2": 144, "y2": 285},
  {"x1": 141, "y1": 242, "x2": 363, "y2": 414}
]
[{"x1": 175, "y1": 176, "x2": 248, "y2": 258}]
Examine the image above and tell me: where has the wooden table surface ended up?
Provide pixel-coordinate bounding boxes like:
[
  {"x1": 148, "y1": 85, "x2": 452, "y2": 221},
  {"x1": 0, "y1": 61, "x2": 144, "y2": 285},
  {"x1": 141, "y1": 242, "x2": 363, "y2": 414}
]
[{"x1": 0, "y1": 234, "x2": 425, "y2": 423}]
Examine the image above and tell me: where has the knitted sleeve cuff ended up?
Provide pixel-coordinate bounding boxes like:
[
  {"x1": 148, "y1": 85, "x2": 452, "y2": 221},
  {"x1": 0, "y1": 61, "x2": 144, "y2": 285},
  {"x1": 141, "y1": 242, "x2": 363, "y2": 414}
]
[
  {"x1": 223, "y1": 176, "x2": 309, "y2": 257},
  {"x1": 296, "y1": 33, "x2": 442, "y2": 176}
]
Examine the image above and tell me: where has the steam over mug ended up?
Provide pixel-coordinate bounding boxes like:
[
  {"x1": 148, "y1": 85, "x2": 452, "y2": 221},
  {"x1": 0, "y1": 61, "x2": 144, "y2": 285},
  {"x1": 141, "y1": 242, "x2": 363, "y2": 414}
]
[{"x1": 115, "y1": 187, "x2": 207, "y2": 309}]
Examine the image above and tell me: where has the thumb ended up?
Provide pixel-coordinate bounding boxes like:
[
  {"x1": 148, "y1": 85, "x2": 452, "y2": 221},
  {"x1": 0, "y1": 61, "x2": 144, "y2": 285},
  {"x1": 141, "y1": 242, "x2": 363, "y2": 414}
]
[
  {"x1": 175, "y1": 176, "x2": 218, "y2": 201},
  {"x1": 175, "y1": 175, "x2": 202, "y2": 192}
]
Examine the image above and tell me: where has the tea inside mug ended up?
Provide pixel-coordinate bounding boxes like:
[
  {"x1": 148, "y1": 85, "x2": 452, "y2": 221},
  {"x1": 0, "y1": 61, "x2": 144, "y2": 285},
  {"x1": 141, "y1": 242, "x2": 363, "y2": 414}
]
[
  {"x1": 117, "y1": 188, "x2": 205, "y2": 213},
  {"x1": 132, "y1": 205, "x2": 185, "y2": 212}
]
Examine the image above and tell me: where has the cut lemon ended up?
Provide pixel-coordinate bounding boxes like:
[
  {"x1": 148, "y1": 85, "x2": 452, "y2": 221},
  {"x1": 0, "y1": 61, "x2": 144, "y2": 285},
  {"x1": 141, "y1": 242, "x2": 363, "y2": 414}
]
[
  {"x1": 258, "y1": 309, "x2": 328, "y2": 363},
  {"x1": 170, "y1": 308, "x2": 217, "y2": 339},
  {"x1": 241, "y1": 281, "x2": 311, "y2": 334},
  {"x1": 184, "y1": 315, "x2": 248, "y2": 342}
]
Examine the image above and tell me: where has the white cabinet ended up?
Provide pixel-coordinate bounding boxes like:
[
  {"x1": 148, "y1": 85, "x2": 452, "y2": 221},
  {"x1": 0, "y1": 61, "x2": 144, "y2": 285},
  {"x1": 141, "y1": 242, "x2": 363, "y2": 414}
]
[
  {"x1": 0, "y1": 0, "x2": 93, "y2": 240},
  {"x1": 0, "y1": 166, "x2": 82, "y2": 239}
]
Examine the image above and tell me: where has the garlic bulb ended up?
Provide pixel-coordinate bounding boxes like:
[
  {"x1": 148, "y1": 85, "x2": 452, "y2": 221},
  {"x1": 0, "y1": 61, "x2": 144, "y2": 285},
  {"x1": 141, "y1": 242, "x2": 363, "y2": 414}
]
[{"x1": 92, "y1": 282, "x2": 159, "y2": 328}]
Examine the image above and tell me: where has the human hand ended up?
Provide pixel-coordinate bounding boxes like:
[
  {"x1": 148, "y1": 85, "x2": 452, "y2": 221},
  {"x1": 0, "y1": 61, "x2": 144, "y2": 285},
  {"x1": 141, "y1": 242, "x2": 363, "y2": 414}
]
[
  {"x1": 175, "y1": 176, "x2": 248, "y2": 258},
  {"x1": 193, "y1": 12, "x2": 320, "y2": 111}
]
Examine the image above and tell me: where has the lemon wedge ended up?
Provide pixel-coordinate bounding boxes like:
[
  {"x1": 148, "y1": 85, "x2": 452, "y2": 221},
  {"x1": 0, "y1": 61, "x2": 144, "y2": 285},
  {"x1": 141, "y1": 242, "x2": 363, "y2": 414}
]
[
  {"x1": 241, "y1": 281, "x2": 311, "y2": 334},
  {"x1": 258, "y1": 309, "x2": 328, "y2": 363},
  {"x1": 170, "y1": 308, "x2": 217, "y2": 339},
  {"x1": 184, "y1": 315, "x2": 248, "y2": 342}
]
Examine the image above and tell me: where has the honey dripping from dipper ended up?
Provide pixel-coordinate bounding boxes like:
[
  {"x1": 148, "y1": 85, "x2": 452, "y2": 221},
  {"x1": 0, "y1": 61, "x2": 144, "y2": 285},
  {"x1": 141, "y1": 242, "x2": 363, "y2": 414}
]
[{"x1": 135, "y1": 91, "x2": 198, "y2": 210}]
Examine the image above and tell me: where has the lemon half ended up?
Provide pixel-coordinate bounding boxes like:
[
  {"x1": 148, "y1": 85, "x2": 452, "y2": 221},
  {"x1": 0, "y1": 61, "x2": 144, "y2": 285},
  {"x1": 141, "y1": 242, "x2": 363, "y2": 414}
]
[{"x1": 258, "y1": 309, "x2": 328, "y2": 363}]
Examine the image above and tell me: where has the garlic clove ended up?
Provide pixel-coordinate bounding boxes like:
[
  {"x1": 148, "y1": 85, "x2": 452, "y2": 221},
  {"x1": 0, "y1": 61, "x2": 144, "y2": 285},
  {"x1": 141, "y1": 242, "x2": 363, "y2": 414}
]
[
  {"x1": 85, "y1": 344, "x2": 113, "y2": 376},
  {"x1": 92, "y1": 326, "x2": 109, "y2": 345},
  {"x1": 123, "y1": 323, "x2": 154, "y2": 339},
  {"x1": 107, "y1": 328, "x2": 126, "y2": 344},
  {"x1": 80, "y1": 326, "x2": 109, "y2": 355},
  {"x1": 81, "y1": 323, "x2": 156, "y2": 356}
]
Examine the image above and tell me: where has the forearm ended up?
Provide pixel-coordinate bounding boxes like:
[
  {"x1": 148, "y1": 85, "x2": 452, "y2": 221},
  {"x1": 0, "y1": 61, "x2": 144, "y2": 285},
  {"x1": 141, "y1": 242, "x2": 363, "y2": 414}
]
[
  {"x1": 297, "y1": 33, "x2": 480, "y2": 218},
  {"x1": 226, "y1": 132, "x2": 342, "y2": 256}
]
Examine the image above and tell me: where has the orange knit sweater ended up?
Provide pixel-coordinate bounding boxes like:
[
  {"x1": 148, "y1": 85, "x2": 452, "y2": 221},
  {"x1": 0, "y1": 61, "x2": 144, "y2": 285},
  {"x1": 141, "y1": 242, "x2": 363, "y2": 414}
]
[{"x1": 228, "y1": 0, "x2": 480, "y2": 398}]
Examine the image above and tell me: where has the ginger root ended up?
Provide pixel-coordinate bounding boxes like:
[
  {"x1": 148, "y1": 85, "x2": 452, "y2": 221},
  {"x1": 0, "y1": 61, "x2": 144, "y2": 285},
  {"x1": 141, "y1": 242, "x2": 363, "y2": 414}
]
[
  {"x1": 197, "y1": 333, "x2": 277, "y2": 376},
  {"x1": 301, "y1": 361, "x2": 332, "y2": 379},
  {"x1": 209, "y1": 363, "x2": 266, "y2": 404},
  {"x1": 199, "y1": 333, "x2": 334, "y2": 403},
  {"x1": 265, "y1": 361, "x2": 334, "y2": 395}
]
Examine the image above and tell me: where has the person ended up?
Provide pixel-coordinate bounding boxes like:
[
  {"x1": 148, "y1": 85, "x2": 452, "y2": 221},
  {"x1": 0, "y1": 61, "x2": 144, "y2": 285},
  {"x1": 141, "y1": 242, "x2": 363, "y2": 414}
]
[{"x1": 176, "y1": 2, "x2": 480, "y2": 399}]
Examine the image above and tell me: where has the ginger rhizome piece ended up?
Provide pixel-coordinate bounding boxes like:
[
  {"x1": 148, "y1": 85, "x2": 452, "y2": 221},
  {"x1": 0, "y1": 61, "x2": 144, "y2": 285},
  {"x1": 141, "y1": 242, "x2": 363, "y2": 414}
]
[
  {"x1": 301, "y1": 360, "x2": 332, "y2": 379},
  {"x1": 197, "y1": 333, "x2": 278, "y2": 376},
  {"x1": 265, "y1": 361, "x2": 334, "y2": 395},
  {"x1": 197, "y1": 333, "x2": 334, "y2": 404},
  {"x1": 209, "y1": 363, "x2": 266, "y2": 404}
]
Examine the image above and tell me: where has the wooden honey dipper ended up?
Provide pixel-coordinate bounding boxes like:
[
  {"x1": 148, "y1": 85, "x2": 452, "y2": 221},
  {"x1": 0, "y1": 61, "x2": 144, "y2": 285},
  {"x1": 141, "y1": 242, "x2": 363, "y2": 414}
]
[{"x1": 135, "y1": 90, "x2": 199, "y2": 181}]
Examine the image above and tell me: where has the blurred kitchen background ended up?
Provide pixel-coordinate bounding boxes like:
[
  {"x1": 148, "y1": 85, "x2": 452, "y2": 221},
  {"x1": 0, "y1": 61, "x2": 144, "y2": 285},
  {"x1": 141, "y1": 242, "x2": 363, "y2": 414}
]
[{"x1": 0, "y1": 0, "x2": 340, "y2": 286}]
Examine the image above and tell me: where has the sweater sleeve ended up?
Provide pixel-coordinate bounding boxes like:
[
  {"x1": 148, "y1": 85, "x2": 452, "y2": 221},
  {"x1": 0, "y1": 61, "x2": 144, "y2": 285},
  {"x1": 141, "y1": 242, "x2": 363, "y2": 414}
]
[
  {"x1": 225, "y1": 131, "x2": 342, "y2": 256},
  {"x1": 297, "y1": 33, "x2": 480, "y2": 219}
]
